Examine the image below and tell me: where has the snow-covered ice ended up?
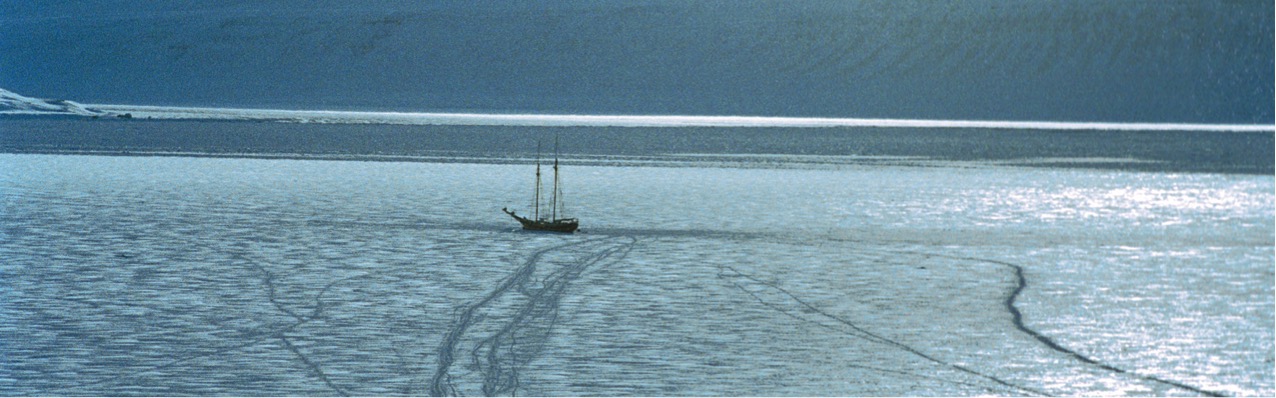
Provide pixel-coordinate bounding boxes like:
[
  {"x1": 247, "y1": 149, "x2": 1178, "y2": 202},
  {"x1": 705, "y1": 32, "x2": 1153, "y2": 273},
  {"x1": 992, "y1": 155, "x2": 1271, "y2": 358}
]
[{"x1": 1, "y1": 154, "x2": 1269, "y2": 396}]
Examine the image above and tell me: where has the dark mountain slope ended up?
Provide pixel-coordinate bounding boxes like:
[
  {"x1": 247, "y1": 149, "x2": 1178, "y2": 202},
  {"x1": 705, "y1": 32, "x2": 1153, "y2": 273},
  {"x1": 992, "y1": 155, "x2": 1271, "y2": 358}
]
[{"x1": 2, "y1": 1, "x2": 1270, "y2": 123}]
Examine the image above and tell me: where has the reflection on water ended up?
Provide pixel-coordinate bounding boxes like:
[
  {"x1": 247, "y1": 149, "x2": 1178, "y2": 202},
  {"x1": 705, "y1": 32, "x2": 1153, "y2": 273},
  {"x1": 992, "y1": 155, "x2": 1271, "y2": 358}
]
[{"x1": 0, "y1": 154, "x2": 1271, "y2": 396}]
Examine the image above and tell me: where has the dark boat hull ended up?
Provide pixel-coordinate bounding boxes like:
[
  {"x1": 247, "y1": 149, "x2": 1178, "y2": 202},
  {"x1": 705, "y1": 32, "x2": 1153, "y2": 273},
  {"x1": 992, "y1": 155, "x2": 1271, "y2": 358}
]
[{"x1": 503, "y1": 208, "x2": 578, "y2": 233}]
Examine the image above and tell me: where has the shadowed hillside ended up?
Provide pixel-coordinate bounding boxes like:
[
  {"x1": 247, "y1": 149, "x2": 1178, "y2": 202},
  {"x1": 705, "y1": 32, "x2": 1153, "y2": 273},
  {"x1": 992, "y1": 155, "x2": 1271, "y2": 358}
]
[{"x1": 2, "y1": 0, "x2": 1271, "y2": 123}]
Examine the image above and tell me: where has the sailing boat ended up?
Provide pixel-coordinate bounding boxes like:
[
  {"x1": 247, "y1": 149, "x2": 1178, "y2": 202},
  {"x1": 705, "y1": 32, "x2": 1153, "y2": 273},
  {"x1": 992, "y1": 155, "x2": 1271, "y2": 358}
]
[{"x1": 502, "y1": 136, "x2": 579, "y2": 233}]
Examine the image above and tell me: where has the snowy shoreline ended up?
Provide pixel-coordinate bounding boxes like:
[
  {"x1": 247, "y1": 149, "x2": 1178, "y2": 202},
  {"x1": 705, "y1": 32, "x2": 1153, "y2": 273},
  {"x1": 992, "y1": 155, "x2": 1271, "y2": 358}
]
[
  {"x1": 83, "y1": 103, "x2": 1275, "y2": 132},
  {"x1": 3, "y1": 87, "x2": 1270, "y2": 132}
]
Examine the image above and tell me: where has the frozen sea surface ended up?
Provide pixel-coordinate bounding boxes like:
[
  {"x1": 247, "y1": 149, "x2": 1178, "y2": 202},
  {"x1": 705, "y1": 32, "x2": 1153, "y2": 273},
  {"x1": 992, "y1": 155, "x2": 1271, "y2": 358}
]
[{"x1": 1, "y1": 154, "x2": 1271, "y2": 396}]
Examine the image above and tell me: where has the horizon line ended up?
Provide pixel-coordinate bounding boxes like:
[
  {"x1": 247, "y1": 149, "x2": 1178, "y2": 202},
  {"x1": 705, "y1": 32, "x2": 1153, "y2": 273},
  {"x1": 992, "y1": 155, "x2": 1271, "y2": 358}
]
[{"x1": 89, "y1": 104, "x2": 1276, "y2": 132}]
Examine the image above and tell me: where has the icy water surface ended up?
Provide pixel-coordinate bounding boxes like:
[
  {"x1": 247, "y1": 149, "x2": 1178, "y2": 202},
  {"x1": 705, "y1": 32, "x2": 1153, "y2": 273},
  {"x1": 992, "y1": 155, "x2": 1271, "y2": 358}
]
[{"x1": 1, "y1": 154, "x2": 1272, "y2": 396}]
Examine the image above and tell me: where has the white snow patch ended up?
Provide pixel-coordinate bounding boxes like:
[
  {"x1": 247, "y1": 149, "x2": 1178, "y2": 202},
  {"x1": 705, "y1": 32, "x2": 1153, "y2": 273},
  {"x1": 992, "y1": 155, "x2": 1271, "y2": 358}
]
[{"x1": 0, "y1": 88, "x2": 104, "y2": 116}]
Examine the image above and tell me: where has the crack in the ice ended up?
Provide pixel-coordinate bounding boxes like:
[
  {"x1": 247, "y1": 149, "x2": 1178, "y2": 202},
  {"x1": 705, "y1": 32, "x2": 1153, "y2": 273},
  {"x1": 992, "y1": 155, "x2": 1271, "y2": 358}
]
[
  {"x1": 57, "y1": 323, "x2": 292, "y2": 393},
  {"x1": 429, "y1": 236, "x2": 637, "y2": 397},
  {"x1": 54, "y1": 249, "x2": 368, "y2": 395},
  {"x1": 718, "y1": 264, "x2": 1046, "y2": 396},
  {"x1": 945, "y1": 254, "x2": 1227, "y2": 397},
  {"x1": 816, "y1": 238, "x2": 1230, "y2": 397},
  {"x1": 282, "y1": 335, "x2": 350, "y2": 396},
  {"x1": 244, "y1": 251, "x2": 366, "y2": 396},
  {"x1": 251, "y1": 263, "x2": 304, "y2": 321}
]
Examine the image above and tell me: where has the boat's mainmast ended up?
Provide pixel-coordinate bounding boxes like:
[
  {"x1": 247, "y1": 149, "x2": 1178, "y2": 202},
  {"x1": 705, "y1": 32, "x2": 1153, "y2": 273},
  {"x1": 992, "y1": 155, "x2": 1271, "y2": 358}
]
[{"x1": 534, "y1": 141, "x2": 542, "y2": 221}]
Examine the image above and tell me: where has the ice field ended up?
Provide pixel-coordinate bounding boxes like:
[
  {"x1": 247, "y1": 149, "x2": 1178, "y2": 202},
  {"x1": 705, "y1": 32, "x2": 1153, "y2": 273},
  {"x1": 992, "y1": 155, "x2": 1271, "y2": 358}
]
[{"x1": 2, "y1": 154, "x2": 1270, "y2": 396}]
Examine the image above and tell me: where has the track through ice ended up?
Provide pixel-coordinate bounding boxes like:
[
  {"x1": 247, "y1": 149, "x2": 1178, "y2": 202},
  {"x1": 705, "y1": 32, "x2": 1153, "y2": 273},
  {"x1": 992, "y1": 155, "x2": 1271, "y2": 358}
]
[{"x1": 428, "y1": 236, "x2": 638, "y2": 396}]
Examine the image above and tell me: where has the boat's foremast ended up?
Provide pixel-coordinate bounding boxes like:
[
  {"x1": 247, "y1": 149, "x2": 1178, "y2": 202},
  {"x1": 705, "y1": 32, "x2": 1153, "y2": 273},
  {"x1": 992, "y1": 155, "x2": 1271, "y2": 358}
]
[{"x1": 551, "y1": 134, "x2": 561, "y2": 221}]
